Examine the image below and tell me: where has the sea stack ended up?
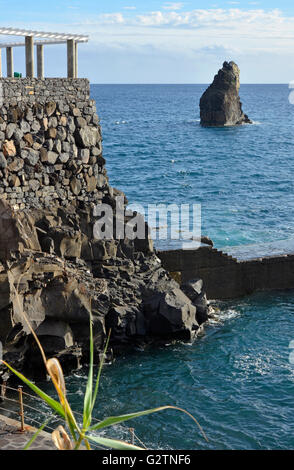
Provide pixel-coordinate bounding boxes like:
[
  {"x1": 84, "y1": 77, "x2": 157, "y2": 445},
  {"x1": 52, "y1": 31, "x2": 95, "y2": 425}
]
[{"x1": 200, "y1": 61, "x2": 252, "y2": 127}]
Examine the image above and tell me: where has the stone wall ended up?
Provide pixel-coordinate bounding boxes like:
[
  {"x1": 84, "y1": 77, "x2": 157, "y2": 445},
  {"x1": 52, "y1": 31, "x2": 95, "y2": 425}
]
[
  {"x1": 0, "y1": 78, "x2": 90, "y2": 105},
  {"x1": 158, "y1": 247, "x2": 294, "y2": 300},
  {"x1": 0, "y1": 78, "x2": 107, "y2": 210}
]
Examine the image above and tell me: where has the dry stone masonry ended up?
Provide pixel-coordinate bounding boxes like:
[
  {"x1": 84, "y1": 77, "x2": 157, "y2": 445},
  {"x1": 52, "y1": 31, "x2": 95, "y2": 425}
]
[{"x1": 0, "y1": 78, "x2": 106, "y2": 210}]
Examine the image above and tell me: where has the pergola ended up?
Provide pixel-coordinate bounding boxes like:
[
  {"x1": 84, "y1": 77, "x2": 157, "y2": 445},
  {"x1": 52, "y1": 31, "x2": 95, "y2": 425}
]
[{"x1": 0, "y1": 27, "x2": 89, "y2": 79}]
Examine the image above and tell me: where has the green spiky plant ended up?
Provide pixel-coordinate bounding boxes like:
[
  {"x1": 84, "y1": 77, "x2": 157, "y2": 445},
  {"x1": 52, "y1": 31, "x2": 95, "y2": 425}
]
[{"x1": 1, "y1": 273, "x2": 208, "y2": 450}]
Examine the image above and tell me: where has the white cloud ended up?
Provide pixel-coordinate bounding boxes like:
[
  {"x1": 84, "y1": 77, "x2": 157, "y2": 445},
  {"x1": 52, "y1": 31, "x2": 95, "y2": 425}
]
[
  {"x1": 66, "y1": 8, "x2": 292, "y2": 34},
  {"x1": 70, "y1": 8, "x2": 294, "y2": 56},
  {"x1": 97, "y1": 13, "x2": 125, "y2": 24},
  {"x1": 11, "y1": 8, "x2": 294, "y2": 82},
  {"x1": 135, "y1": 8, "x2": 285, "y2": 29},
  {"x1": 162, "y1": 2, "x2": 184, "y2": 10}
]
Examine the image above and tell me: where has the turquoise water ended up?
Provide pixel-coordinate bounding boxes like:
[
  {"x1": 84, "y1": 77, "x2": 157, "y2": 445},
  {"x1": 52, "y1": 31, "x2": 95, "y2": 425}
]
[{"x1": 17, "y1": 85, "x2": 294, "y2": 449}]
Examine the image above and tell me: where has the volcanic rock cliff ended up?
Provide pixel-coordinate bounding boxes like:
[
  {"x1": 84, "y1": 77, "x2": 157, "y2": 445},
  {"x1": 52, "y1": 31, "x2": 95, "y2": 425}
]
[
  {"x1": 200, "y1": 61, "x2": 252, "y2": 127},
  {"x1": 0, "y1": 78, "x2": 211, "y2": 380}
]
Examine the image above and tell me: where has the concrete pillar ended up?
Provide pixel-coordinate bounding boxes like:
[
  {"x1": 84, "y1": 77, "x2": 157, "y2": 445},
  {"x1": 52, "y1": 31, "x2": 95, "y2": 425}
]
[
  {"x1": 67, "y1": 39, "x2": 76, "y2": 79},
  {"x1": 0, "y1": 49, "x2": 2, "y2": 78},
  {"x1": 75, "y1": 42, "x2": 78, "y2": 78},
  {"x1": 6, "y1": 47, "x2": 13, "y2": 78},
  {"x1": 37, "y1": 44, "x2": 44, "y2": 79},
  {"x1": 25, "y1": 36, "x2": 34, "y2": 78}
]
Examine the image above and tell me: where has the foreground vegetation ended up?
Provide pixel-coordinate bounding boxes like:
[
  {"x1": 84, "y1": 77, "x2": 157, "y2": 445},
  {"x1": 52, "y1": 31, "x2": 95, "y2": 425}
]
[{"x1": 1, "y1": 278, "x2": 207, "y2": 450}]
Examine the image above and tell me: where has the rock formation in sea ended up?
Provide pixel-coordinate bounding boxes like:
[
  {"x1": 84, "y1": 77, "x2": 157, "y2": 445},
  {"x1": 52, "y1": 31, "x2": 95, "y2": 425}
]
[
  {"x1": 200, "y1": 61, "x2": 252, "y2": 127},
  {"x1": 0, "y1": 78, "x2": 212, "y2": 381}
]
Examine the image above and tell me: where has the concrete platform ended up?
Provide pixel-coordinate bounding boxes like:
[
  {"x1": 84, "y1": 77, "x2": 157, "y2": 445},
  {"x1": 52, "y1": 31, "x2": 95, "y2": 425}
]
[{"x1": 0, "y1": 414, "x2": 55, "y2": 450}]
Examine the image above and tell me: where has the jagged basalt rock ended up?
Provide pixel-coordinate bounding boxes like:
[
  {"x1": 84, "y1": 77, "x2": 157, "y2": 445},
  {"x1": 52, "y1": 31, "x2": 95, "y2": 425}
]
[
  {"x1": 200, "y1": 61, "x2": 252, "y2": 127},
  {"x1": 0, "y1": 198, "x2": 208, "y2": 378},
  {"x1": 181, "y1": 279, "x2": 213, "y2": 325}
]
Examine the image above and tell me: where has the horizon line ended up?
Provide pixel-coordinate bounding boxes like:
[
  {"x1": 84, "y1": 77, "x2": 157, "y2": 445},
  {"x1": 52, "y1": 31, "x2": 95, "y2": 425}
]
[{"x1": 90, "y1": 83, "x2": 289, "y2": 86}]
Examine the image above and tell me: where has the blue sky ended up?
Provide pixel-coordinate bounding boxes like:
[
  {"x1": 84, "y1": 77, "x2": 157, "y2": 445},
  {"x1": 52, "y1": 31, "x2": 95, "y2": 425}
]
[{"x1": 1, "y1": 1, "x2": 294, "y2": 82}]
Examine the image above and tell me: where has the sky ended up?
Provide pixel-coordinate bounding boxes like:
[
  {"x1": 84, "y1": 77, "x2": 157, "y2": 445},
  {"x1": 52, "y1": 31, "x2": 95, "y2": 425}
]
[{"x1": 1, "y1": 0, "x2": 294, "y2": 83}]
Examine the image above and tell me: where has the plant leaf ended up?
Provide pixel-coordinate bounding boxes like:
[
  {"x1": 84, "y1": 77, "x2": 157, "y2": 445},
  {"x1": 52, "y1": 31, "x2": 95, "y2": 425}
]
[
  {"x1": 91, "y1": 330, "x2": 111, "y2": 415},
  {"x1": 6, "y1": 271, "x2": 79, "y2": 440},
  {"x1": 89, "y1": 406, "x2": 208, "y2": 442},
  {"x1": 46, "y1": 358, "x2": 79, "y2": 439},
  {"x1": 52, "y1": 425, "x2": 73, "y2": 450},
  {"x1": 87, "y1": 434, "x2": 143, "y2": 450},
  {"x1": 46, "y1": 358, "x2": 67, "y2": 407},
  {"x1": 2, "y1": 360, "x2": 65, "y2": 419},
  {"x1": 8, "y1": 270, "x2": 48, "y2": 368},
  {"x1": 89, "y1": 406, "x2": 177, "y2": 432},
  {"x1": 24, "y1": 419, "x2": 50, "y2": 450},
  {"x1": 83, "y1": 313, "x2": 94, "y2": 429}
]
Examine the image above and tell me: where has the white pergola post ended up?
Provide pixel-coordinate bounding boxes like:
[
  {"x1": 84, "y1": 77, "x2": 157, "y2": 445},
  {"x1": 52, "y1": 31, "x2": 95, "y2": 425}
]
[
  {"x1": 75, "y1": 41, "x2": 78, "y2": 78},
  {"x1": 37, "y1": 44, "x2": 44, "y2": 79},
  {"x1": 25, "y1": 35, "x2": 34, "y2": 78},
  {"x1": 6, "y1": 46, "x2": 13, "y2": 77},
  {"x1": 67, "y1": 39, "x2": 76, "y2": 78}
]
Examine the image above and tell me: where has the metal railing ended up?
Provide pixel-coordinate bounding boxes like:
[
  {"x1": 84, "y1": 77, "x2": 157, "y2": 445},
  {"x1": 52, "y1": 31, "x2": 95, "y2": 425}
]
[{"x1": 0, "y1": 383, "x2": 148, "y2": 449}]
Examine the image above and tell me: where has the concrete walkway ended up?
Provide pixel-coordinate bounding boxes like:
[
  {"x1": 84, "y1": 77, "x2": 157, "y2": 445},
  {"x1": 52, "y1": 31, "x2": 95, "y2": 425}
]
[{"x1": 0, "y1": 414, "x2": 55, "y2": 450}]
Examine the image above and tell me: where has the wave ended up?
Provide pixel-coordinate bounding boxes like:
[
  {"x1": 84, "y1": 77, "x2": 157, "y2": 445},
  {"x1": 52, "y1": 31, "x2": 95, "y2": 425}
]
[
  {"x1": 249, "y1": 120, "x2": 262, "y2": 125},
  {"x1": 184, "y1": 118, "x2": 201, "y2": 124},
  {"x1": 208, "y1": 308, "x2": 240, "y2": 325}
]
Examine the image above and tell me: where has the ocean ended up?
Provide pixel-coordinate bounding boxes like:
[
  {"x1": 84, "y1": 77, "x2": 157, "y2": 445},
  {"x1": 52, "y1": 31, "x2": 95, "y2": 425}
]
[
  {"x1": 24, "y1": 84, "x2": 294, "y2": 449},
  {"x1": 95, "y1": 84, "x2": 294, "y2": 255}
]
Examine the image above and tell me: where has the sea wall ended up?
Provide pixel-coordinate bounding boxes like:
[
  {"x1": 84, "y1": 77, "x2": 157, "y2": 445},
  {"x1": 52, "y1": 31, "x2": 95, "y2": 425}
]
[
  {"x1": 158, "y1": 247, "x2": 294, "y2": 300},
  {"x1": 0, "y1": 78, "x2": 106, "y2": 211}
]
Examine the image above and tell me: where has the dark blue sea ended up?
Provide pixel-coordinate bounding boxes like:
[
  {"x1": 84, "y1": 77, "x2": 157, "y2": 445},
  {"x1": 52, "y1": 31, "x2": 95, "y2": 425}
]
[{"x1": 27, "y1": 85, "x2": 294, "y2": 449}]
